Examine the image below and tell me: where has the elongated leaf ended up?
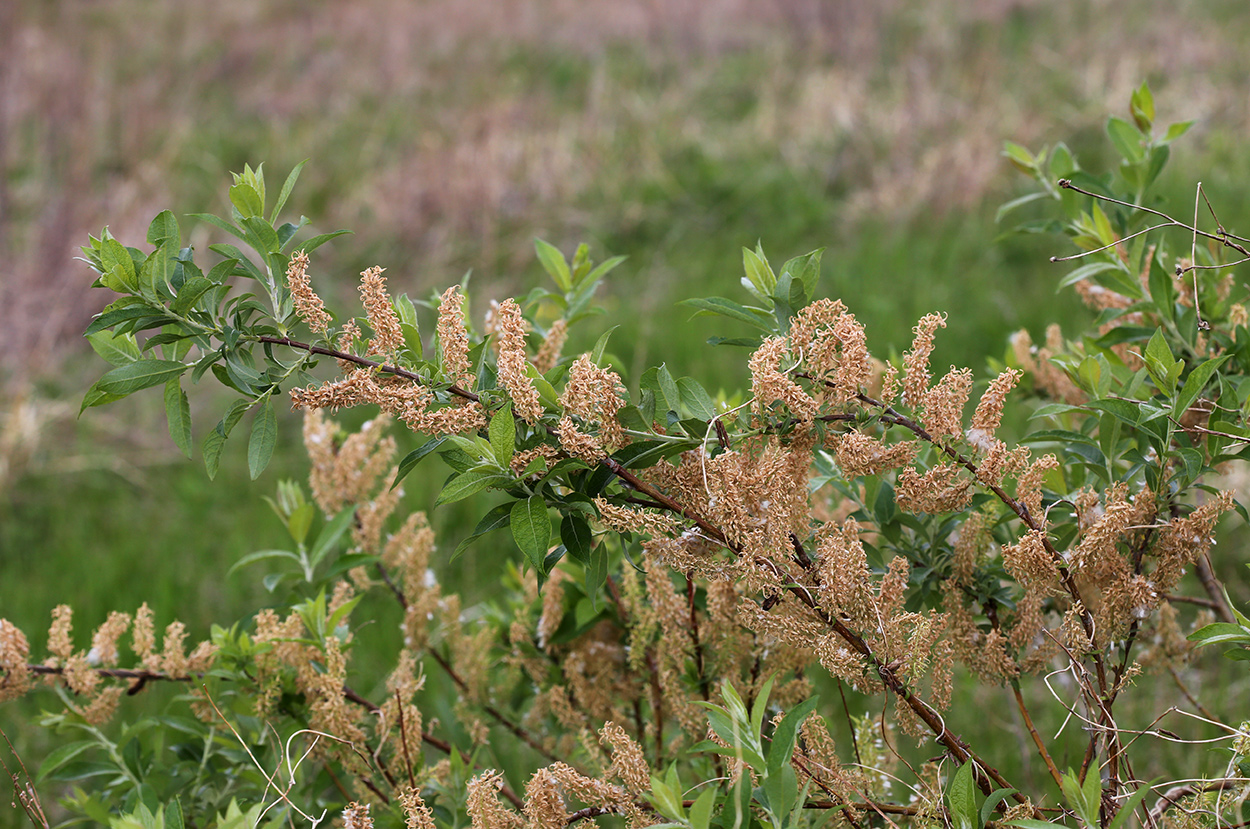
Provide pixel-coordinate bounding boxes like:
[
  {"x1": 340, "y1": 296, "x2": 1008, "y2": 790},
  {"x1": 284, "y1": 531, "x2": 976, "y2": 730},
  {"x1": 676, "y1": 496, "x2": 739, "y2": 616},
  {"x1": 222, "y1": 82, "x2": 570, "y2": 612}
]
[
  {"x1": 981, "y1": 789, "x2": 1018, "y2": 828},
  {"x1": 164, "y1": 378, "x2": 192, "y2": 458},
  {"x1": 1085, "y1": 398, "x2": 1140, "y2": 426},
  {"x1": 511, "y1": 495, "x2": 551, "y2": 571},
  {"x1": 1107, "y1": 116, "x2": 1144, "y2": 164},
  {"x1": 229, "y1": 182, "x2": 264, "y2": 218},
  {"x1": 489, "y1": 403, "x2": 516, "y2": 468},
  {"x1": 248, "y1": 397, "x2": 277, "y2": 479},
  {"x1": 203, "y1": 399, "x2": 251, "y2": 480},
  {"x1": 270, "y1": 159, "x2": 308, "y2": 223},
  {"x1": 590, "y1": 325, "x2": 618, "y2": 365},
  {"x1": 310, "y1": 506, "x2": 358, "y2": 570},
  {"x1": 452, "y1": 502, "x2": 513, "y2": 561},
  {"x1": 97, "y1": 359, "x2": 188, "y2": 396},
  {"x1": 35, "y1": 741, "x2": 97, "y2": 784},
  {"x1": 560, "y1": 514, "x2": 592, "y2": 563},
  {"x1": 85, "y1": 303, "x2": 167, "y2": 335},
  {"x1": 435, "y1": 470, "x2": 511, "y2": 505},
  {"x1": 298, "y1": 229, "x2": 352, "y2": 255},
  {"x1": 1173, "y1": 355, "x2": 1229, "y2": 421},
  {"x1": 678, "y1": 296, "x2": 774, "y2": 331},
  {"x1": 767, "y1": 696, "x2": 820, "y2": 775},
  {"x1": 146, "y1": 209, "x2": 180, "y2": 248},
  {"x1": 170, "y1": 276, "x2": 216, "y2": 315},
  {"x1": 1106, "y1": 781, "x2": 1154, "y2": 829},
  {"x1": 392, "y1": 436, "x2": 447, "y2": 490},
  {"x1": 657, "y1": 364, "x2": 680, "y2": 415},
  {"x1": 1187, "y1": 622, "x2": 1250, "y2": 647},
  {"x1": 580, "y1": 254, "x2": 627, "y2": 287},
  {"x1": 677, "y1": 376, "x2": 717, "y2": 420},
  {"x1": 226, "y1": 548, "x2": 302, "y2": 578},
  {"x1": 87, "y1": 330, "x2": 140, "y2": 366},
  {"x1": 742, "y1": 246, "x2": 776, "y2": 295},
  {"x1": 1057, "y1": 260, "x2": 1124, "y2": 290},
  {"x1": 79, "y1": 383, "x2": 123, "y2": 414},
  {"x1": 535, "y1": 238, "x2": 572, "y2": 292},
  {"x1": 946, "y1": 762, "x2": 978, "y2": 829}
]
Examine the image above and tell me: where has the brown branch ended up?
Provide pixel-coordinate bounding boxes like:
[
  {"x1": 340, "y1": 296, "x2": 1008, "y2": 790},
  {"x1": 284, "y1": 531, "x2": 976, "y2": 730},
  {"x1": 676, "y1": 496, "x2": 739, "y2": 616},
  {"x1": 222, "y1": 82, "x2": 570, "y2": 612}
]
[
  {"x1": 1195, "y1": 553, "x2": 1235, "y2": 623},
  {"x1": 1056, "y1": 179, "x2": 1250, "y2": 258},
  {"x1": 1011, "y1": 680, "x2": 1064, "y2": 790},
  {"x1": 255, "y1": 335, "x2": 480, "y2": 403},
  {"x1": 1164, "y1": 593, "x2": 1221, "y2": 610},
  {"x1": 395, "y1": 690, "x2": 417, "y2": 792}
]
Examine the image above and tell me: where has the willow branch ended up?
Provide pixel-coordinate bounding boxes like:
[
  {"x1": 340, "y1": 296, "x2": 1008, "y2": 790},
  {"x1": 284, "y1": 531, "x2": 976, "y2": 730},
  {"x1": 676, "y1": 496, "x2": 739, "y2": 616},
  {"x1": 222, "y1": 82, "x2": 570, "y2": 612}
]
[
  {"x1": 255, "y1": 335, "x2": 479, "y2": 402},
  {"x1": 1012, "y1": 680, "x2": 1064, "y2": 790}
]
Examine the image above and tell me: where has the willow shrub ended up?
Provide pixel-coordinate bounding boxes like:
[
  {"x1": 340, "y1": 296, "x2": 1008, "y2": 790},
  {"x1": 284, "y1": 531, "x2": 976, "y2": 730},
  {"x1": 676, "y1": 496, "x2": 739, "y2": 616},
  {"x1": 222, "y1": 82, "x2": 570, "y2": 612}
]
[{"x1": 5, "y1": 84, "x2": 1250, "y2": 829}]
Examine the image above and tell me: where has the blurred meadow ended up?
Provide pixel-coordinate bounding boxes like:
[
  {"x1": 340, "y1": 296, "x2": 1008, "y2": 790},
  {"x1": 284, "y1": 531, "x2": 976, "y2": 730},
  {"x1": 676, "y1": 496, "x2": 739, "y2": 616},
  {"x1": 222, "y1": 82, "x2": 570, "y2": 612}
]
[{"x1": 5, "y1": 0, "x2": 1250, "y2": 818}]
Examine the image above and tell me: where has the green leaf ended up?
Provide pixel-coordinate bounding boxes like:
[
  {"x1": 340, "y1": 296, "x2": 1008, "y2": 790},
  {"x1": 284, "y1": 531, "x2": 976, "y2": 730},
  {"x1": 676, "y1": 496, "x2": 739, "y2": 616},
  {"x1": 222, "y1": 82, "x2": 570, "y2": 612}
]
[
  {"x1": 164, "y1": 378, "x2": 192, "y2": 458},
  {"x1": 146, "y1": 209, "x2": 180, "y2": 248},
  {"x1": 1007, "y1": 821, "x2": 1065, "y2": 829},
  {"x1": 97, "y1": 359, "x2": 188, "y2": 396},
  {"x1": 678, "y1": 296, "x2": 774, "y2": 331},
  {"x1": 270, "y1": 159, "x2": 308, "y2": 224},
  {"x1": 1085, "y1": 398, "x2": 1140, "y2": 426},
  {"x1": 981, "y1": 789, "x2": 1018, "y2": 828},
  {"x1": 1144, "y1": 328, "x2": 1178, "y2": 395},
  {"x1": 309, "y1": 506, "x2": 357, "y2": 570},
  {"x1": 1160, "y1": 121, "x2": 1194, "y2": 146},
  {"x1": 299, "y1": 229, "x2": 352, "y2": 255},
  {"x1": 535, "y1": 238, "x2": 572, "y2": 292},
  {"x1": 743, "y1": 245, "x2": 776, "y2": 296},
  {"x1": 590, "y1": 325, "x2": 618, "y2": 366},
  {"x1": 996, "y1": 191, "x2": 1049, "y2": 223},
  {"x1": 164, "y1": 799, "x2": 185, "y2": 829},
  {"x1": 580, "y1": 254, "x2": 626, "y2": 287},
  {"x1": 247, "y1": 397, "x2": 277, "y2": 479},
  {"x1": 946, "y1": 762, "x2": 978, "y2": 829},
  {"x1": 452, "y1": 502, "x2": 513, "y2": 561},
  {"x1": 780, "y1": 248, "x2": 824, "y2": 298},
  {"x1": 1106, "y1": 782, "x2": 1153, "y2": 829},
  {"x1": 688, "y1": 787, "x2": 716, "y2": 829},
  {"x1": 511, "y1": 496, "x2": 552, "y2": 572},
  {"x1": 35, "y1": 741, "x2": 97, "y2": 783},
  {"x1": 1002, "y1": 141, "x2": 1037, "y2": 173},
  {"x1": 560, "y1": 514, "x2": 592, "y2": 564},
  {"x1": 767, "y1": 697, "x2": 820, "y2": 775},
  {"x1": 203, "y1": 399, "x2": 250, "y2": 480},
  {"x1": 657, "y1": 364, "x2": 680, "y2": 415},
  {"x1": 240, "y1": 215, "x2": 280, "y2": 256},
  {"x1": 100, "y1": 237, "x2": 139, "y2": 293},
  {"x1": 229, "y1": 182, "x2": 264, "y2": 218},
  {"x1": 226, "y1": 548, "x2": 301, "y2": 578},
  {"x1": 189, "y1": 212, "x2": 248, "y2": 246},
  {"x1": 1187, "y1": 622, "x2": 1250, "y2": 647},
  {"x1": 489, "y1": 403, "x2": 516, "y2": 468},
  {"x1": 1173, "y1": 355, "x2": 1229, "y2": 422},
  {"x1": 1107, "y1": 116, "x2": 1144, "y2": 164},
  {"x1": 435, "y1": 470, "x2": 511, "y2": 505},
  {"x1": 1130, "y1": 82, "x2": 1154, "y2": 130},
  {"x1": 87, "y1": 330, "x2": 141, "y2": 366},
  {"x1": 677, "y1": 376, "x2": 717, "y2": 421},
  {"x1": 584, "y1": 540, "x2": 609, "y2": 600},
  {"x1": 1058, "y1": 260, "x2": 1124, "y2": 290},
  {"x1": 392, "y1": 437, "x2": 448, "y2": 490},
  {"x1": 170, "y1": 276, "x2": 216, "y2": 315}
]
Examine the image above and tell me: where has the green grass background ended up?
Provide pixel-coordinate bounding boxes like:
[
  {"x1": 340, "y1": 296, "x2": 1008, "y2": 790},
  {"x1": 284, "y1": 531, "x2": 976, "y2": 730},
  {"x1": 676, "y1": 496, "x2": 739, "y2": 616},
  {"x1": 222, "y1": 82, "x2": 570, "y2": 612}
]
[{"x1": 5, "y1": 0, "x2": 1250, "y2": 823}]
